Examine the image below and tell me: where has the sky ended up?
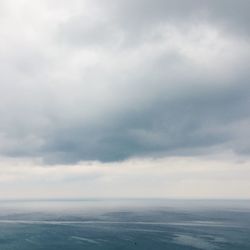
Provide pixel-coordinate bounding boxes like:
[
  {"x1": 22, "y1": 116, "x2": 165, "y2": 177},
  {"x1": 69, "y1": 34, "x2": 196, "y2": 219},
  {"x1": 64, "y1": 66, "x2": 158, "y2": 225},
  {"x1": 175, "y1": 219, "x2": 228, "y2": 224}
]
[{"x1": 0, "y1": 0, "x2": 250, "y2": 199}]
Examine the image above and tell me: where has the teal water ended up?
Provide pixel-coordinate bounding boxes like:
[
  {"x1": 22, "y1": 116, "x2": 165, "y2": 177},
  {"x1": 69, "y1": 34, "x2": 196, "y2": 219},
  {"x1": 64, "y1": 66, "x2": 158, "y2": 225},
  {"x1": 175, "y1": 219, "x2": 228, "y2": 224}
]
[{"x1": 0, "y1": 199, "x2": 249, "y2": 250}]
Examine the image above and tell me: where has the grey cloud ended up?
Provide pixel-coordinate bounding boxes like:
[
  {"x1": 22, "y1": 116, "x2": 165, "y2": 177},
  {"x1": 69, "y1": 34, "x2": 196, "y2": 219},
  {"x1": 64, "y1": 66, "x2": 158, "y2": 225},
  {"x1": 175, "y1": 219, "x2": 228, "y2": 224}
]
[
  {"x1": 109, "y1": 0, "x2": 250, "y2": 36},
  {"x1": 0, "y1": 0, "x2": 250, "y2": 164},
  {"x1": 58, "y1": 0, "x2": 250, "y2": 48},
  {"x1": 40, "y1": 79, "x2": 250, "y2": 163}
]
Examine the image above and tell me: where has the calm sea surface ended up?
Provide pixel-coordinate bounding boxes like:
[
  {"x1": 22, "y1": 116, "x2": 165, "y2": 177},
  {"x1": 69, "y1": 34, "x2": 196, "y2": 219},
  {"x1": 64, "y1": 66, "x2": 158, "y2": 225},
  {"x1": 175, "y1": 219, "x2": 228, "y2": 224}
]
[{"x1": 0, "y1": 199, "x2": 249, "y2": 250}]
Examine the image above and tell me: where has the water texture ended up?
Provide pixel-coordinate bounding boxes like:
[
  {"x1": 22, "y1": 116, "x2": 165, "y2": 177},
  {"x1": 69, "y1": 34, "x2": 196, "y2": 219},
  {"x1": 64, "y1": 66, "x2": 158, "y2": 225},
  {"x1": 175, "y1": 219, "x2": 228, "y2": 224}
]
[{"x1": 0, "y1": 199, "x2": 249, "y2": 250}]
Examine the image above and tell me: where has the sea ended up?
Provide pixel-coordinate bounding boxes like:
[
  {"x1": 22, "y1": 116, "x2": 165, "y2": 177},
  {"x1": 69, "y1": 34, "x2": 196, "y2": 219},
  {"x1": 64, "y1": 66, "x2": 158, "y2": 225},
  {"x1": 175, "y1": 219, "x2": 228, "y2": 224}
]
[{"x1": 0, "y1": 199, "x2": 249, "y2": 250}]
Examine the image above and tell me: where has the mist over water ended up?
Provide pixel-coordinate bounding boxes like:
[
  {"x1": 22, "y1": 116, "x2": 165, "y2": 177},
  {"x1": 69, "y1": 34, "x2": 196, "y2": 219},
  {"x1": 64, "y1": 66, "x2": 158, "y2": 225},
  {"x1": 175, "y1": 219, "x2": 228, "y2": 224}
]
[{"x1": 0, "y1": 199, "x2": 249, "y2": 250}]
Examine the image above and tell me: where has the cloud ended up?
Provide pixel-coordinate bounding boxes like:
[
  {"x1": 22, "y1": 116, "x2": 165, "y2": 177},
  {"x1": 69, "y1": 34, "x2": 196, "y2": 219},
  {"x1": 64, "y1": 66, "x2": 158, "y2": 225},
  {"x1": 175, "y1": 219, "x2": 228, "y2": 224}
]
[
  {"x1": 99, "y1": 0, "x2": 250, "y2": 39},
  {"x1": 0, "y1": 155, "x2": 250, "y2": 199},
  {"x1": 0, "y1": 0, "x2": 249, "y2": 165}
]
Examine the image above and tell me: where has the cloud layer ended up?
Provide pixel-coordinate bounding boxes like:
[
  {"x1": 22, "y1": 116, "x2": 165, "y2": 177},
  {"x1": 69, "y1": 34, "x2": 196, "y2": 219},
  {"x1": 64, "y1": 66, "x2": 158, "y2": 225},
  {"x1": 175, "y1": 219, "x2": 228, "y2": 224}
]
[
  {"x1": 0, "y1": 0, "x2": 250, "y2": 165},
  {"x1": 1, "y1": 155, "x2": 250, "y2": 199}
]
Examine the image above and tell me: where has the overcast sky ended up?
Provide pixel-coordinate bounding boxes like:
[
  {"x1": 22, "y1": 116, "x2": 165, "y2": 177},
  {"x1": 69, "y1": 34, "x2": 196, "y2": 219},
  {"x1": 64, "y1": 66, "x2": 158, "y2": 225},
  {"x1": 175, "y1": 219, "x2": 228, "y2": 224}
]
[{"x1": 0, "y1": 0, "x2": 250, "y2": 199}]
